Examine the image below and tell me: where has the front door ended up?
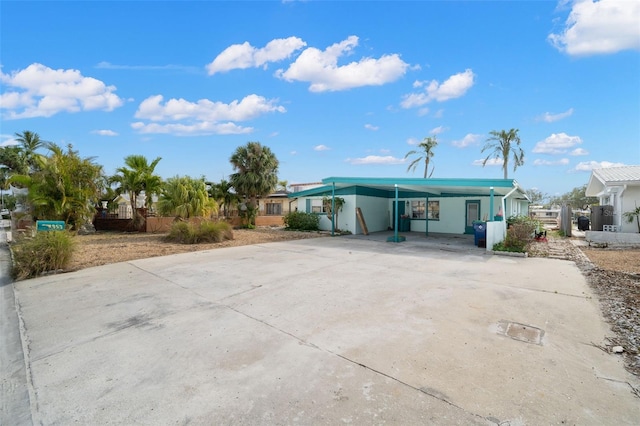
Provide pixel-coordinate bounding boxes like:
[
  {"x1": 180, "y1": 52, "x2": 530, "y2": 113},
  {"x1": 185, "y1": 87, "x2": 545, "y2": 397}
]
[{"x1": 465, "y1": 200, "x2": 480, "y2": 234}]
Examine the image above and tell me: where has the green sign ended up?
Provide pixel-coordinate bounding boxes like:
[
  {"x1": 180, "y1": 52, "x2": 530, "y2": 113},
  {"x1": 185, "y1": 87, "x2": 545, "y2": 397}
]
[{"x1": 36, "y1": 220, "x2": 66, "y2": 231}]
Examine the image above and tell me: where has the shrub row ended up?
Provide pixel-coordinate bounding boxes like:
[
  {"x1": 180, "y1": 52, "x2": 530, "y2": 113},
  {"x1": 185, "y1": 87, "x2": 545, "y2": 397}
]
[
  {"x1": 283, "y1": 211, "x2": 319, "y2": 231},
  {"x1": 165, "y1": 220, "x2": 233, "y2": 244}
]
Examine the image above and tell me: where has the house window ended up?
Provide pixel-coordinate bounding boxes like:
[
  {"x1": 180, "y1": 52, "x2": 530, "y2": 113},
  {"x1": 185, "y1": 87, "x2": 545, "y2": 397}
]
[
  {"x1": 266, "y1": 202, "x2": 282, "y2": 215},
  {"x1": 411, "y1": 201, "x2": 425, "y2": 219},
  {"x1": 427, "y1": 201, "x2": 440, "y2": 220},
  {"x1": 411, "y1": 200, "x2": 439, "y2": 220},
  {"x1": 310, "y1": 199, "x2": 327, "y2": 214}
]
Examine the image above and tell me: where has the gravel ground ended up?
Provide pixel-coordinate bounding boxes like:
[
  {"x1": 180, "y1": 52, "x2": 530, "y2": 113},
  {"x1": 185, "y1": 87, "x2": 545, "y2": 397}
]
[
  {"x1": 68, "y1": 229, "x2": 640, "y2": 378},
  {"x1": 528, "y1": 236, "x2": 640, "y2": 379}
]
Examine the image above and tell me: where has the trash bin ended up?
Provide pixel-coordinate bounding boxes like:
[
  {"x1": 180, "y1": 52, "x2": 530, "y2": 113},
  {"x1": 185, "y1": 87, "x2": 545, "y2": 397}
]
[
  {"x1": 473, "y1": 221, "x2": 486, "y2": 247},
  {"x1": 577, "y1": 216, "x2": 590, "y2": 231},
  {"x1": 399, "y1": 217, "x2": 411, "y2": 232}
]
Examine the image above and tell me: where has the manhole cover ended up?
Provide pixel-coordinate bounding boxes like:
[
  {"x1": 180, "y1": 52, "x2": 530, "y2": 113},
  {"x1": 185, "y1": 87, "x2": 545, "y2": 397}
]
[{"x1": 497, "y1": 320, "x2": 544, "y2": 345}]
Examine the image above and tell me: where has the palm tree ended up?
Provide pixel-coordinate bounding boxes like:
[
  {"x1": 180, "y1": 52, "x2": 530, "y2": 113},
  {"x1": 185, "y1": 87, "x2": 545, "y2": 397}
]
[
  {"x1": 111, "y1": 155, "x2": 162, "y2": 227},
  {"x1": 208, "y1": 179, "x2": 238, "y2": 218},
  {"x1": 405, "y1": 136, "x2": 438, "y2": 178},
  {"x1": 623, "y1": 203, "x2": 640, "y2": 233},
  {"x1": 229, "y1": 142, "x2": 279, "y2": 226},
  {"x1": 481, "y1": 129, "x2": 525, "y2": 179},
  {"x1": 11, "y1": 143, "x2": 103, "y2": 229},
  {"x1": 14, "y1": 130, "x2": 44, "y2": 173},
  {"x1": 157, "y1": 176, "x2": 217, "y2": 220}
]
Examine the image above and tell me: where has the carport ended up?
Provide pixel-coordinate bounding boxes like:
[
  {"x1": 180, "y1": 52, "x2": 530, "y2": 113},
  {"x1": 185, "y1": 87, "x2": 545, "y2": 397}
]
[{"x1": 289, "y1": 177, "x2": 530, "y2": 248}]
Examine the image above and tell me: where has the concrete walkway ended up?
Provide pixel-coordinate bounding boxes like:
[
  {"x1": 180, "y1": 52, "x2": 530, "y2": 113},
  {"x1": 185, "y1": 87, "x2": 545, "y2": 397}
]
[{"x1": 4, "y1": 235, "x2": 640, "y2": 424}]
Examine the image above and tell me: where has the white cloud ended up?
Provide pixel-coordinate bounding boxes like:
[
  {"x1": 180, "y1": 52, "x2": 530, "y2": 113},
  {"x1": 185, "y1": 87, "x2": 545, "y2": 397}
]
[
  {"x1": 346, "y1": 155, "x2": 405, "y2": 165},
  {"x1": 0, "y1": 63, "x2": 123, "y2": 119},
  {"x1": 314, "y1": 144, "x2": 330, "y2": 151},
  {"x1": 0, "y1": 134, "x2": 18, "y2": 147},
  {"x1": 290, "y1": 150, "x2": 297, "y2": 155},
  {"x1": 573, "y1": 160, "x2": 626, "y2": 172},
  {"x1": 92, "y1": 129, "x2": 118, "y2": 136},
  {"x1": 276, "y1": 35, "x2": 409, "y2": 92},
  {"x1": 401, "y1": 69, "x2": 475, "y2": 108},
  {"x1": 532, "y1": 132, "x2": 583, "y2": 154},
  {"x1": 570, "y1": 147, "x2": 589, "y2": 156},
  {"x1": 473, "y1": 158, "x2": 503, "y2": 166},
  {"x1": 548, "y1": 0, "x2": 640, "y2": 56},
  {"x1": 132, "y1": 94, "x2": 285, "y2": 135},
  {"x1": 537, "y1": 107, "x2": 574, "y2": 122},
  {"x1": 452, "y1": 133, "x2": 482, "y2": 148},
  {"x1": 533, "y1": 158, "x2": 570, "y2": 166},
  {"x1": 206, "y1": 37, "x2": 306, "y2": 74},
  {"x1": 406, "y1": 137, "x2": 420, "y2": 146},
  {"x1": 430, "y1": 126, "x2": 447, "y2": 135},
  {"x1": 131, "y1": 121, "x2": 252, "y2": 136},
  {"x1": 96, "y1": 61, "x2": 200, "y2": 73},
  {"x1": 364, "y1": 123, "x2": 379, "y2": 131}
]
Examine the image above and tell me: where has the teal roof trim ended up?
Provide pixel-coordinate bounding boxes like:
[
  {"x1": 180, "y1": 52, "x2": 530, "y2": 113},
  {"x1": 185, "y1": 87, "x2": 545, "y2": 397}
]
[{"x1": 322, "y1": 176, "x2": 515, "y2": 188}]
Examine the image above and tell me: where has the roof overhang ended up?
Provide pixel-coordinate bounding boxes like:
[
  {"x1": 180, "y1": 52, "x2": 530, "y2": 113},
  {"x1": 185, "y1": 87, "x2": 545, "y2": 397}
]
[{"x1": 289, "y1": 176, "x2": 529, "y2": 200}]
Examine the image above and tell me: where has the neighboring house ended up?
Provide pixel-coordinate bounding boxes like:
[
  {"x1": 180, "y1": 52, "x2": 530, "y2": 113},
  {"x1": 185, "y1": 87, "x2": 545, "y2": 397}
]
[
  {"x1": 586, "y1": 165, "x2": 640, "y2": 233},
  {"x1": 289, "y1": 177, "x2": 530, "y2": 236}
]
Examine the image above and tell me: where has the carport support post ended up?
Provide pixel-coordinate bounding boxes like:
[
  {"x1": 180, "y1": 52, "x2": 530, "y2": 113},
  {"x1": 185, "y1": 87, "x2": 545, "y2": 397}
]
[
  {"x1": 331, "y1": 182, "x2": 335, "y2": 236},
  {"x1": 489, "y1": 187, "x2": 494, "y2": 221},
  {"x1": 394, "y1": 184, "x2": 399, "y2": 240},
  {"x1": 425, "y1": 195, "x2": 429, "y2": 237}
]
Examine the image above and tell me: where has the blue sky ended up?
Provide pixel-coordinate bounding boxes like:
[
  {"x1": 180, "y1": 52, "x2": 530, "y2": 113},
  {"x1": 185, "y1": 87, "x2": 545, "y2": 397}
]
[{"x1": 1, "y1": 0, "x2": 639, "y2": 198}]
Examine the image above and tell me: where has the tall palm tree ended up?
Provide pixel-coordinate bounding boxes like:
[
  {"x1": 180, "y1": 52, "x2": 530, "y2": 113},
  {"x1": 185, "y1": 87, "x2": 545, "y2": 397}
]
[
  {"x1": 111, "y1": 155, "x2": 162, "y2": 226},
  {"x1": 481, "y1": 129, "x2": 525, "y2": 179},
  {"x1": 229, "y1": 142, "x2": 279, "y2": 226},
  {"x1": 405, "y1": 136, "x2": 438, "y2": 178},
  {"x1": 14, "y1": 130, "x2": 44, "y2": 173}
]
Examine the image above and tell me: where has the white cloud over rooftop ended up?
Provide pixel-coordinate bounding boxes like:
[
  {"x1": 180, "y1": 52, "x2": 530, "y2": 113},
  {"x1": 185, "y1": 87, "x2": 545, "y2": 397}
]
[{"x1": 401, "y1": 69, "x2": 475, "y2": 108}]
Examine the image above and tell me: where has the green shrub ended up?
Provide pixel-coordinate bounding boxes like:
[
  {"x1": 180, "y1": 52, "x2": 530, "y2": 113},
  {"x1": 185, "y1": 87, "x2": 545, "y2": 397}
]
[
  {"x1": 12, "y1": 231, "x2": 75, "y2": 280},
  {"x1": 283, "y1": 211, "x2": 320, "y2": 231},
  {"x1": 165, "y1": 220, "x2": 233, "y2": 244}
]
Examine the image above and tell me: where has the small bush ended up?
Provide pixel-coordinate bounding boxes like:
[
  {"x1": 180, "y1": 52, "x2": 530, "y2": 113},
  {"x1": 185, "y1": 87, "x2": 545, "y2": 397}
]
[
  {"x1": 165, "y1": 220, "x2": 233, "y2": 244},
  {"x1": 283, "y1": 211, "x2": 320, "y2": 231},
  {"x1": 12, "y1": 231, "x2": 75, "y2": 280}
]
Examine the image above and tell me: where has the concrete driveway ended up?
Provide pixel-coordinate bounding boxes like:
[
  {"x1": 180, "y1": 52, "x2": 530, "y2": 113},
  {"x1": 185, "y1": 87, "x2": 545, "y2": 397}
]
[{"x1": 5, "y1": 236, "x2": 640, "y2": 425}]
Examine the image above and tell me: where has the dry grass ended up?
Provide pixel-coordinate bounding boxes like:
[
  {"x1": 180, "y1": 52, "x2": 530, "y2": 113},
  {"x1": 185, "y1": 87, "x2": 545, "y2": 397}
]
[{"x1": 68, "y1": 228, "x2": 327, "y2": 271}]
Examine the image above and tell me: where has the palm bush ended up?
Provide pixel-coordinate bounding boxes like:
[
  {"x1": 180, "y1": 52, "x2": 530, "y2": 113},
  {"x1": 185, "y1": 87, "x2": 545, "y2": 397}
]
[
  {"x1": 12, "y1": 231, "x2": 75, "y2": 280},
  {"x1": 166, "y1": 220, "x2": 232, "y2": 244}
]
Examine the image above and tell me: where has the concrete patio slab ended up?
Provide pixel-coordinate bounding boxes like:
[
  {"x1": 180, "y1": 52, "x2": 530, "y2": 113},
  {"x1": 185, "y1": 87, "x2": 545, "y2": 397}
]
[{"x1": 6, "y1": 236, "x2": 640, "y2": 425}]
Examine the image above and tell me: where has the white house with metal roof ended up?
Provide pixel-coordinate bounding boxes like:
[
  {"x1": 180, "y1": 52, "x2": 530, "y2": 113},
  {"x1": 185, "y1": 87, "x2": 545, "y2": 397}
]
[
  {"x1": 586, "y1": 165, "x2": 640, "y2": 233},
  {"x1": 289, "y1": 177, "x2": 530, "y2": 247}
]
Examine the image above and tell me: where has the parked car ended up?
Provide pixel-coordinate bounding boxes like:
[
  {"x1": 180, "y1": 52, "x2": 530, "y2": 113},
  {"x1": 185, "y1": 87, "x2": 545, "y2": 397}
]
[{"x1": 0, "y1": 209, "x2": 9, "y2": 217}]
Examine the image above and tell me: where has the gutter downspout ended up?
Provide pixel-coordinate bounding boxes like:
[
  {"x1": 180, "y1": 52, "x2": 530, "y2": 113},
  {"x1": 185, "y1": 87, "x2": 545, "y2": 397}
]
[{"x1": 617, "y1": 185, "x2": 626, "y2": 229}]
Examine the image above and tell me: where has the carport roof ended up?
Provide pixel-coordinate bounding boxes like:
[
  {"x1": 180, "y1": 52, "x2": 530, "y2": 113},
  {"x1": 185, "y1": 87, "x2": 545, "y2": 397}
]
[{"x1": 289, "y1": 176, "x2": 529, "y2": 198}]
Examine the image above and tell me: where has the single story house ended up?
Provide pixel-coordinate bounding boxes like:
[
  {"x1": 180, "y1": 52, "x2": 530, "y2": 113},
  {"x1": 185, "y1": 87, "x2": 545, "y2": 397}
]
[
  {"x1": 289, "y1": 177, "x2": 530, "y2": 247},
  {"x1": 585, "y1": 165, "x2": 640, "y2": 233}
]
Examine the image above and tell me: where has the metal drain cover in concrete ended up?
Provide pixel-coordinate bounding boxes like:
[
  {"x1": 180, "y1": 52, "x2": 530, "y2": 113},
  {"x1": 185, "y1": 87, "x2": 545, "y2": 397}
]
[{"x1": 497, "y1": 320, "x2": 544, "y2": 345}]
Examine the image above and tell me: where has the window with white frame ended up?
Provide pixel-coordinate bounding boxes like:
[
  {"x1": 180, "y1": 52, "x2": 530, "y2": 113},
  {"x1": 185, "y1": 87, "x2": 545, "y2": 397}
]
[
  {"x1": 427, "y1": 201, "x2": 440, "y2": 220},
  {"x1": 411, "y1": 200, "x2": 439, "y2": 220}
]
